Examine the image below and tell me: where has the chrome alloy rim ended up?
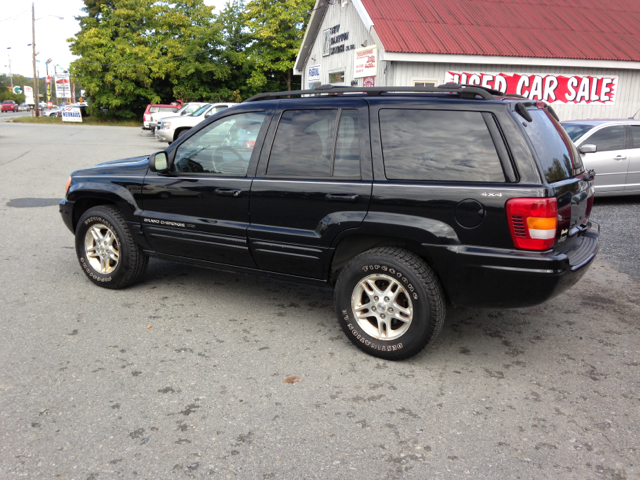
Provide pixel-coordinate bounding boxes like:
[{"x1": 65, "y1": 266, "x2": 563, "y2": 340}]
[
  {"x1": 351, "y1": 273, "x2": 413, "y2": 341},
  {"x1": 84, "y1": 223, "x2": 120, "y2": 274}
]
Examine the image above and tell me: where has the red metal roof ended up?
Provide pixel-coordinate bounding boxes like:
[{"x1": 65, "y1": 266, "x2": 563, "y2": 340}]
[{"x1": 361, "y1": 0, "x2": 640, "y2": 61}]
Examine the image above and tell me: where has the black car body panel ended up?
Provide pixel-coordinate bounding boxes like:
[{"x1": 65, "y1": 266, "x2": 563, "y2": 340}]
[{"x1": 61, "y1": 90, "x2": 598, "y2": 309}]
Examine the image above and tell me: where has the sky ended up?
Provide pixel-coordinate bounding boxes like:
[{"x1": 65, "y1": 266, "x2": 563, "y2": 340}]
[{"x1": 1, "y1": 0, "x2": 229, "y2": 79}]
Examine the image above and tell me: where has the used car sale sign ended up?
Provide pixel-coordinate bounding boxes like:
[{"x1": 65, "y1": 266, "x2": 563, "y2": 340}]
[{"x1": 445, "y1": 71, "x2": 618, "y2": 104}]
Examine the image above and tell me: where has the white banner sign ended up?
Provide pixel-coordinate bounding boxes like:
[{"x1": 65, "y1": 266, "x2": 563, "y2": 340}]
[
  {"x1": 307, "y1": 64, "x2": 321, "y2": 83},
  {"x1": 23, "y1": 86, "x2": 34, "y2": 104},
  {"x1": 61, "y1": 107, "x2": 83, "y2": 123},
  {"x1": 354, "y1": 46, "x2": 377, "y2": 79},
  {"x1": 445, "y1": 71, "x2": 618, "y2": 105},
  {"x1": 55, "y1": 74, "x2": 71, "y2": 98}
]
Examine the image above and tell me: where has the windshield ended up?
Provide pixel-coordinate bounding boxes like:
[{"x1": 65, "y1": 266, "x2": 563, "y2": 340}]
[
  {"x1": 191, "y1": 104, "x2": 213, "y2": 117},
  {"x1": 562, "y1": 123, "x2": 595, "y2": 142}
]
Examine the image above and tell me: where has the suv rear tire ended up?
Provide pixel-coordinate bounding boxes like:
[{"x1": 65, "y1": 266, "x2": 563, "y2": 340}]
[
  {"x1": 75, "y1": 206, "x2": 148, "y2": 289},
  {"x1": 334, "y1": 247, "x2": 446, "y2": 360}
]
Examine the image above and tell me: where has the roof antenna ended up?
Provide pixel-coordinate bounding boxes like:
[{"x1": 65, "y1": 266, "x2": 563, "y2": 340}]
[{"x1": 629, "y1": 107, "x2": 640, "y2": 119}]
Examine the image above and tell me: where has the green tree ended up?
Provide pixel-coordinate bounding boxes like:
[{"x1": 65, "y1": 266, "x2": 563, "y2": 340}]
[
  {"x1": 68, "y1": 0, "x2": 230, "y2": 119},
  {"x1": 211, "y1": 0, "x2": 259, "y2": 102},
  {"x1": 243, "y1": 0, "x2": 315, "y2": 91}
]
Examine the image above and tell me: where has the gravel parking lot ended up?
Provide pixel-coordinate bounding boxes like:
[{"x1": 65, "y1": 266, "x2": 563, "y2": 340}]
[{"x1": 1, "y1": 123, "x2": 639, "y2": 479}]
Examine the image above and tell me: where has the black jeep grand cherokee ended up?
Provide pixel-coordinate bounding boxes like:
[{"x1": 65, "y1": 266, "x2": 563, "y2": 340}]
[{"x1": 60, "y1": 84, "x2": 598, "y2": 360}]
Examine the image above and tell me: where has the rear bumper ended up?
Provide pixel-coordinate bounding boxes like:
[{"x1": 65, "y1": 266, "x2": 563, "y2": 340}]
[{"x1": 429, "y1": 220, "x2": 599, "y2": 308}]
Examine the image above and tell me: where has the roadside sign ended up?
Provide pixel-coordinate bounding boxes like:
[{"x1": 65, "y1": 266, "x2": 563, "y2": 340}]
[
  {"x1": 55, "y1": 74, "x2": 71, "y2": 98},
  {"x1": 61, "y1": 107, "x2": 83, "y2": 123}
]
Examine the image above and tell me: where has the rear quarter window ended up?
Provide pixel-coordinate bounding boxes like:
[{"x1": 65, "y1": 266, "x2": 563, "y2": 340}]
[
  {"x1": 379, "y1": 109, "x2": 505, "y2": 182},
  {"x1": 521, "y1": 109, "x2": 584, "y2": 183}
]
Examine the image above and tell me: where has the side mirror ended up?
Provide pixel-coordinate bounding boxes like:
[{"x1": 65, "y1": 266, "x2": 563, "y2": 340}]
[
  {"x1": 579, "y1": 144, "x2": 597, "y2": 154},
  {"x1": 149, "y1": 152, "x2": 169, "y2": 173}
]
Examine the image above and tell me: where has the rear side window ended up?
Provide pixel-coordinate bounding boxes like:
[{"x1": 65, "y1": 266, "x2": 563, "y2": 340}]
[
  {"x1": 586, "y1": 126, "x2": 626, "y2": 152},
  {"x1": 267, "y1": 109, "x2": 360, "y2": 178},
  {"x1": 631, "y1": 126, "x2": 640, "y2": 148},
  {"x1": 158, "y1": 106, "x2": 178, "y2": 113},
  {"x1": 379, "y1": 109, "x2": 505, "y2": 182},
  {"x1": 522, "y1": 109, "x2": 583, "y2": 183}
]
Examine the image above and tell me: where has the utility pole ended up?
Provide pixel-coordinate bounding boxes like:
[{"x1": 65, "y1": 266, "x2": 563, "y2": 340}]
[
  {"x1": 6, "y1": 48, "x2": 13, "y2": 89},
  {"x1": 32, "y1": 2, "x2": 39, "y2": 117}
]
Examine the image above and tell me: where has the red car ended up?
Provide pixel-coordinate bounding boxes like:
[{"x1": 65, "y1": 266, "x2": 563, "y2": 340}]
[
  {"x1": 1, "y1": 100, "x2": 19, "y2": 113},
  {"x1": 142, "y1": 101, "x2": 183, "y2": 130}
]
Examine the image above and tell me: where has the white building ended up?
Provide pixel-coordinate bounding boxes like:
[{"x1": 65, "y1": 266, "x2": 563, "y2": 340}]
[{"x1": 294, "y1": 0, "x2": 640, "y2": 120}]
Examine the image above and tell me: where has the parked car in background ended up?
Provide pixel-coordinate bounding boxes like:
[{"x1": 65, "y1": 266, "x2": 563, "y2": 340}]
[
  {"x1": 156, "y1": 103, "x2": 237, "y2": 144},
  {"x1": 562, "y1": 119, "x2": 640, "y2": 196},
  {"x1": 143, "y1": 104, "x2": 181, "y2": 131},
  {"x1": 1, "y1": 100, "x2": 19, "y2": 113},
  {"x1": 148, "y1": 102, "x2": 208, "y2": 132},
  {"x1": 18, "y1": 104, "x2": 31, "y2": 112},
  {"x1": 43, "y1": 107, "x2": 64, "y2": 117}
]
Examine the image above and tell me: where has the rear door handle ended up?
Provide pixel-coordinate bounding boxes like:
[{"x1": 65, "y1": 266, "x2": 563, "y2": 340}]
[
  {"x1": 613, "y1": 155, "x2": 627, "y2": 161},
  {"x1": 215, "y1": 188, "x2": 242, "y2": 197},
  {"x1": 325, "y1": 193, "x2": 359, "y2": 203}
]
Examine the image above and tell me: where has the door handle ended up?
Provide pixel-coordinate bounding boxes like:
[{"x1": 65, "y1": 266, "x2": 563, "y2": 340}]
[
  {"x1": 215, "y1": 188, "x2": 242, "y2": 197},
  {"x1": 613, "y1": 155, "x2": 627, "y2": 161},
  {"x1": 325, "y1": 193, "x2": 359, "y2": 203}
]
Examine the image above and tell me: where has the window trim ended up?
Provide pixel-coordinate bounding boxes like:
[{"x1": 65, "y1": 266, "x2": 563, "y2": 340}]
[
  {"x1": 328, "y1": 68, "x2": 346, "y2": 85},
  {"x1": 412, "y1": 79, "x2": 438, "y2": 87}
]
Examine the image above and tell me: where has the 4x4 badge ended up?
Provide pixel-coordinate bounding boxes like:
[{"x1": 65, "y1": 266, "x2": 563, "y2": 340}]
[{"x1": 481, "y1": 192, "x2": 502, "y2": 197}]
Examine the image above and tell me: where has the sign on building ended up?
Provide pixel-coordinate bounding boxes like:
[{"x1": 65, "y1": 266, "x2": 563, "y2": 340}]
[
  {"x1": 354, "y1": 47, "x2": 377, "y2": 78},
  {"x1": 445, "y1": 71, "x2": 618, "y2": 105},
  {"x1": 55, "y1": 73, "x2": 71, "y2": 99},
  {"x1": 61, "y1": 106, "x2": 83, "y2": 123},
  {"x1": 308, "y1": 64, "x2": 321, "y2": 89}
]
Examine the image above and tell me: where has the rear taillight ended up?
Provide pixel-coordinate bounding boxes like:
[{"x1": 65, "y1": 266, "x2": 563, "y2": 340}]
[{"x1": 506, "y1": 197, "x2": 558, "y2": 250}]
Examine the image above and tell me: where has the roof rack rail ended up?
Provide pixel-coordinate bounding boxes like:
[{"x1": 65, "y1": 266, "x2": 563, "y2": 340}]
[{"x1": 243, "y1": 83, "x2": 496, "y2": 102}]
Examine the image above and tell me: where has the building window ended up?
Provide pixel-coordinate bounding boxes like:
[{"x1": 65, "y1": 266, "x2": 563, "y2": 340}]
[
  {"x1": 413, "y1": 80, "x2": 437, "y2": 87},
  {"x1": 329, "y1": 71, "x2": 345, "y2": 84}
]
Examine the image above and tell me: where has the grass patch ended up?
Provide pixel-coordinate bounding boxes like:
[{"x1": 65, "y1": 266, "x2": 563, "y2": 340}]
[{"x1": 9, "y1": 116, "x2": 140, "y2": 127}]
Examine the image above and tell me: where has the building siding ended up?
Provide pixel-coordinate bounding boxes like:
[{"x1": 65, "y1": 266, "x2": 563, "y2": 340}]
[
  {"x1": 299, "y1": 2, "x2": 640, "y2": 121},
  {"x1": 388, "y1": 61, "x2": 640, "y2": 121},
  {"x1": 302, "y1": 2, "x2": 378, "y2": 88}
]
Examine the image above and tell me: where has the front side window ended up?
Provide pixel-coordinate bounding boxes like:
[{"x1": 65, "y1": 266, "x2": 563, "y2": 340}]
[
  {"x1": 173, "y1": 112, "x2": 268, "y2": 176},
  {"x1": 631, "y1": 125, "x2": 640, "y2": 148},
  {"x1": 586, "y1": 126, "x2": 626, "y2": 152},
  {"x1": 267, "y1": 109, "x2": 360, "y2": 178},
  {"x1": 380, "y1": 109, "x2": 505, "y2": 182}
]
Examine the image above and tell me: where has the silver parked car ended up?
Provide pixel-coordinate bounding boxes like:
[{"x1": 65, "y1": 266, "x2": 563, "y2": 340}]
[{"x1": 562, "y1": 119, "x2": 640, "y2": 196}]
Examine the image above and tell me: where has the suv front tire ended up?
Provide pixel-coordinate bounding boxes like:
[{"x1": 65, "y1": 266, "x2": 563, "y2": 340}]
[{"x1": 75, "y1": 206, "x2": 148, "y2": 289}]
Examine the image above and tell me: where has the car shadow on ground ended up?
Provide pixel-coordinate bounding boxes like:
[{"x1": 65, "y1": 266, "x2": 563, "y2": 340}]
[{"x1": 140, "y1": 257, "x2": 545, "y2": 363}]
